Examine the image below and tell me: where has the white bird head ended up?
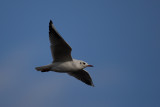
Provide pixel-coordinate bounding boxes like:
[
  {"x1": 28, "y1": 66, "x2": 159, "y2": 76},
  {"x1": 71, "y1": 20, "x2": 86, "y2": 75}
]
[
  {"x1": 79, "y1": 61, "x2": 93, "y2": 69},
  {"x1": 73, "y1": 59, "x2": 93, "y2": 69}
]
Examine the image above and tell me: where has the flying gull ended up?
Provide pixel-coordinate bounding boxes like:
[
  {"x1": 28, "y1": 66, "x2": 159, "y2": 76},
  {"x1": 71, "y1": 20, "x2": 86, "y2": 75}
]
[{"x1": 35, "y1": 20, "x2": 94, "y2": 86}]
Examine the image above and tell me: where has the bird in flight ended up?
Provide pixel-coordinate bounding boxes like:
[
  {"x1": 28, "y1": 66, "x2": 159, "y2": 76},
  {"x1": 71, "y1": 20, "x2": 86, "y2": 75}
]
[{"x1": 35, "y1": 20, "x2": 94, "y2": 86}]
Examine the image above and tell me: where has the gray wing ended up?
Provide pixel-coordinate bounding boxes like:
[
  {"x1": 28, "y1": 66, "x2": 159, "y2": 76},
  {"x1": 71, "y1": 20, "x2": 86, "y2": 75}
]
[
  {"x1": 49, "y1": 20, "x2": 72, "y2": 62},
  {"x1": 68, "y1": 70, "x2": 94, "y2": 86}
]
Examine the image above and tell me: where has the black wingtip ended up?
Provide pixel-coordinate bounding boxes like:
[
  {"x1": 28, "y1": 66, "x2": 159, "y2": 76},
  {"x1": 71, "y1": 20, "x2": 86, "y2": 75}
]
[
  {"x1": 89, "y1": 83, "x2": 94, "y2": 87},
  {"x1": 90, "y1": 83, "x2": 94, "y2": 87},
  {"x1": 86, "y1": 81, "x2": 94, "y2": 87},
  {"x1": 49, "y1": 20, "x2": 53, "y2": 24}
]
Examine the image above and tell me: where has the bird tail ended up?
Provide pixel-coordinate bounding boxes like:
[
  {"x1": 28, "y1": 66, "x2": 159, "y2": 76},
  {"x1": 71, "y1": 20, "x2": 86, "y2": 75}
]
[{"x1": 35, "y1": 65, "x2": 51, "y2": 72}]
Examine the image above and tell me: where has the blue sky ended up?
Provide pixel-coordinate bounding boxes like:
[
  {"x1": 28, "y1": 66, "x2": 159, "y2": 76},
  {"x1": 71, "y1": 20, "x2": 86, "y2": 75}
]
[{"x1": 0, "y1": 0, "x2": 160, "y2": 107}]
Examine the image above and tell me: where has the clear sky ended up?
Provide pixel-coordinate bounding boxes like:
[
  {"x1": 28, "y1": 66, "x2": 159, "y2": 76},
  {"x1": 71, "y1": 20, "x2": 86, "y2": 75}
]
[{"x1": 0, "y1": 0, "x2": 160, "y2": 107}]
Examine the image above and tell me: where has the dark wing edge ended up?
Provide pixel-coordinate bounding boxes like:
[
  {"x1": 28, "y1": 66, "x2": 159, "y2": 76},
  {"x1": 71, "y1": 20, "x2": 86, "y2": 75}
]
[
  {"x1": 49, "y1": 20, "x2": 72, "y2": 62},
  {"x1": 49, "y1": 20, "x2": 71, "y2": 47},
  {"x1": 68, "y1": 70, "x2": 94, "y2": 87}
]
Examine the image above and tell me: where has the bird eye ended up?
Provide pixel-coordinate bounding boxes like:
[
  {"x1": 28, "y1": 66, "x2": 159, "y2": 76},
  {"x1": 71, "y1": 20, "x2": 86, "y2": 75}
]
[{"x1": 83, "y1": 62, "x2": 85, "y2": 65}]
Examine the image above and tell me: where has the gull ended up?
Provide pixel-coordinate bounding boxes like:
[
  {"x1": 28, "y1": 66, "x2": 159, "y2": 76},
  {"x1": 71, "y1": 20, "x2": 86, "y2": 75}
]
[{"x1": 35, "y1": 20, "x2": 94, "y2": 86}]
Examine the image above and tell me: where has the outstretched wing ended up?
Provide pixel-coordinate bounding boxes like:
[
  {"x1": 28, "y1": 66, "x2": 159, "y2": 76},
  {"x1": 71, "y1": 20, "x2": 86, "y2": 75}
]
[
  {"x1": 68, "y1": 70, "x2": 94, "y2": 86},
  {"x1": 49, "y1": 20, "x2": 72, "y2": 62}
]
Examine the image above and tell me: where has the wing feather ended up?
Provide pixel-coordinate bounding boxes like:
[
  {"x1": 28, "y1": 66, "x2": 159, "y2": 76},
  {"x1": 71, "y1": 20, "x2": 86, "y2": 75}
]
[
  {"x1": 68, "y1": 70, "x2": 94, "y2": 86},
  {"x1": 49, "y1": 20, "x2": 72, "y2": 62}
]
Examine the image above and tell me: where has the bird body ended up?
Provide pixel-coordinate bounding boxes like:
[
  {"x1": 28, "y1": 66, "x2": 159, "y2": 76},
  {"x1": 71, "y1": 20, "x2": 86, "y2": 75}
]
[
  {"x1": 35, "y1": 20, "x2": 94, "y2": 86},
  {"x1": 36, "y1": 59, "x2": 85, "y2": 72}
]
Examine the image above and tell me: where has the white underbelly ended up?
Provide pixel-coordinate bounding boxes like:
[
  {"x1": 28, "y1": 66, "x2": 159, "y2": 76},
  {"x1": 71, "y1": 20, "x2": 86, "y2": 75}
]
[{"x1": 50, "y1": 61, "x2": 79, "y2": 72}]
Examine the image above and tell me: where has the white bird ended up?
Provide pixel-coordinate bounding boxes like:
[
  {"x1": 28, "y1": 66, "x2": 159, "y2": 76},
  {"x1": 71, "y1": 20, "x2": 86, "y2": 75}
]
[{"x1": 35, "y1": 20, "x2": 94, "y2": 86}]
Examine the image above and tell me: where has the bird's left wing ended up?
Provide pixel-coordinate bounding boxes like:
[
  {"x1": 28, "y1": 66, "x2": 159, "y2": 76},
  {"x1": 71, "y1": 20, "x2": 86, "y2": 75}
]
[
  {"x1": 49, "y1": 20, "x2": 72, "y2": 62},
  {"x1": 68, "y1": 70, "x2": 94, "y2": 86}
]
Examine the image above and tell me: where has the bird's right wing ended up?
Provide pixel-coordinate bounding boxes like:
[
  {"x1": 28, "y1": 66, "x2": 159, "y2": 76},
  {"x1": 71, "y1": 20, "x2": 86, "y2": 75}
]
[
  {"x1": 68, "y1": 70, "x2": 94, "y2": 86},
  {"x1": 49, "y1": 20, "x2": 72, "y2": 62}
]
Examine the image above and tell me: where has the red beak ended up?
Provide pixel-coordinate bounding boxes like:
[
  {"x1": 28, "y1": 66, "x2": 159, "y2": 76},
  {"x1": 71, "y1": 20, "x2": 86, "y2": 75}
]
[{"x1": 87, "y1": 65, "x2": 94, "y2": 67}]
